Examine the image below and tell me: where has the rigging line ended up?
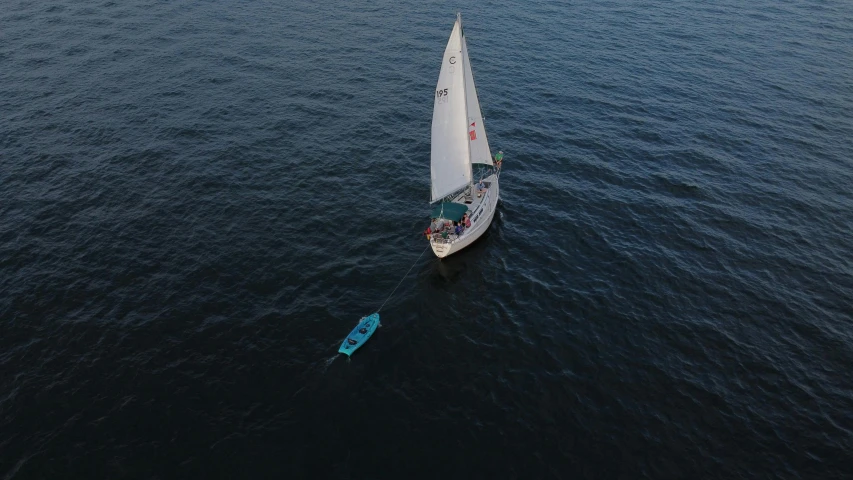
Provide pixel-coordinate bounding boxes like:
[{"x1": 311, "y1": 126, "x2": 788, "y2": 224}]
[{"x1": 376, "y1": 244, "x2": 431, "y2": 313}]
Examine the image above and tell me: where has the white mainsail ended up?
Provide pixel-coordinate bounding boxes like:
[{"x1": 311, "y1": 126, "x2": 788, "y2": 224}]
[
  {"x1": 430, "y1": 19, "x2": 470, "y2": 203},
  {"x1": 461, "y1": 34, "x2": 493, "y2": 167}
]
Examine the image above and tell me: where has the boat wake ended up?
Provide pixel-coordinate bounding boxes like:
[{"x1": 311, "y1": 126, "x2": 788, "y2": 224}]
[{"x1": 319, "y1": 354, "x2": 339, "y2": 373}]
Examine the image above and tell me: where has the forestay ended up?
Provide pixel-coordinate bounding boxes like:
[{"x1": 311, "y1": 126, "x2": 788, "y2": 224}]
[{"x1": 431, "y1": 20, "x2": 471, "y2": 203}]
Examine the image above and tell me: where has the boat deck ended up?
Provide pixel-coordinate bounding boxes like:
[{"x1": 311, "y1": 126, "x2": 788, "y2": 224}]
[
  {"x1": 452, "y1": 181, "x2": 490, "y2": 209},
  {"x1": 430, "y1": 179, "x2": 493, "y2": 243}
]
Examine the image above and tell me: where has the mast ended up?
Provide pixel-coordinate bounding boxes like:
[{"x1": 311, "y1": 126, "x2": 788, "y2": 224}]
[{"x1": 458, "y1": 12, "x2": 474, "y2": 191}]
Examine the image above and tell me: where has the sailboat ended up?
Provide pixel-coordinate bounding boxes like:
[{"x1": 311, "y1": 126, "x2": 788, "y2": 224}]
[{"x1": 428, "y1": 13, "x2": 502, "y2": 259}]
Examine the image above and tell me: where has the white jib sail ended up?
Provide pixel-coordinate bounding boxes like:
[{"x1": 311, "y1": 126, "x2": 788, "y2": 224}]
[
  {"x1": 461, "y1": 33, "x2": 493, "y2": 167},
  {"x1": 431, "y1": 19, "x2": 471, "y2": 203}
]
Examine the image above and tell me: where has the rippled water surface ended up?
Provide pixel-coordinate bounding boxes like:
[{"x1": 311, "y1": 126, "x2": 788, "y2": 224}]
[{"x1": 2, "y1": 0, "x2": 852, "y2": 478}]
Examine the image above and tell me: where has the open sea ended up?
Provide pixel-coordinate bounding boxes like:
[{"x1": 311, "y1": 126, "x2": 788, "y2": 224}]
[{"x1": 2, "y1": 0, "x2": 852, "y2": 478}]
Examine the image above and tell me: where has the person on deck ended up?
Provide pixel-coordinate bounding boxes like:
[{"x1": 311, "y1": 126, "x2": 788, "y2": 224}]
[
  {"x1": 455, "y1": 223, "x2": 463, "y2": 236},
  {"x1": 476, "y1": 180, "x2": 486, "y2": 197},
  {"x1": 495, "y1": 150, "x2": 504, "y2": 169},
  {"x1": 464, "y1": 214, "x2": 471, "y2": 229}
]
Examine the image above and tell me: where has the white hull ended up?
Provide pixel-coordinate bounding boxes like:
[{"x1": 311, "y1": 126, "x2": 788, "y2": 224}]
[{"x1": 430, "y1": 172, "x2": 499, "y2": 258}]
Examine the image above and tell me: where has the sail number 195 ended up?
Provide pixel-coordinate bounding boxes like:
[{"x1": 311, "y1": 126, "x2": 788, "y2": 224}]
[{"x1": 436, "y1": 88, "x2": 448, "y2": 98}]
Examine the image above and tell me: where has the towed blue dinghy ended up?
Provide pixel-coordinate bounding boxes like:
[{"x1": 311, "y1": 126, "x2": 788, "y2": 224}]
[{"x1": 338, "y1": 313, "x2": 380, "y2": 356}]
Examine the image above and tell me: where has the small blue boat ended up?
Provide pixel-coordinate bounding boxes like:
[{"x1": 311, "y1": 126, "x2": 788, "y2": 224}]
[{"x1": 338, "y1": 313, "x2": 380, "y2": 356}]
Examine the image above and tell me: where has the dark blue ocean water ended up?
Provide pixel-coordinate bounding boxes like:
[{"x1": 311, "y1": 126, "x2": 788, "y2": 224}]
[{"x1": 2, "y1": 0, "x2": 853, "y2": 478}]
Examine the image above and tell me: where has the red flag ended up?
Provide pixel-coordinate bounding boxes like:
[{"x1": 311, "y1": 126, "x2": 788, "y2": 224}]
[{"x1": 469, "y1": 130, "x2": 477, "y2": 141}]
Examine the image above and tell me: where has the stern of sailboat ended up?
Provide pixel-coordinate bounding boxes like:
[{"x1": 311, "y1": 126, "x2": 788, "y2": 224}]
[{"x1": 430, "y1": 239, "x2": 451, "y2": 258}]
